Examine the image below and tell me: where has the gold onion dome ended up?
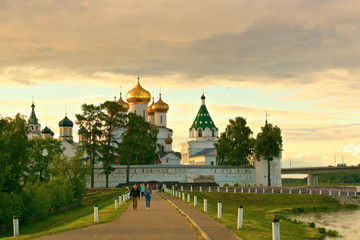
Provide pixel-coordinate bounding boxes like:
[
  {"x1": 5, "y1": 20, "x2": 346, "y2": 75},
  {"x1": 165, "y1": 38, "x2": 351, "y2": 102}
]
[
  {"x1": 126, "y1": 77, "x2": 151, "y2": 104},
  {"x1": 117, "y1": 93, "x2": 130, "y2": 112},
  {"x1": 148, "y1": 97, "x2": 155, "y2": 115},
  {"x1": 152, "y1": 94, "x2": 169, "y2": 113},
  {"x1": 165, "y1": 134, "x2": 173, "y2": 144}
]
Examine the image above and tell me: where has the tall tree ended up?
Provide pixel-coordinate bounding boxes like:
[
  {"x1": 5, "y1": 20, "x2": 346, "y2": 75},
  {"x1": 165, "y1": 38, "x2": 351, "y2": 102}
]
[
  {"x1": 0, "y1": 114, "x2": 29, "y2": 193},
  {"x1": 98, "y1": 101, "x2": 127, "y2": 187},
  {"x1": 255, "y1": 123, "x2": 283, "y2": 186},
  {"x1": 118, "y1": 113, "x2": 159, "y2": 183},
  {"x1": 75, "y1": 104, "x2": 102, "y2": 188},
  {"x1": 215, "y1": 117, "x2": 254, "y2": 166},
  {"x1": 27, "y1": 137, "x2": 62, "y2": 183}
]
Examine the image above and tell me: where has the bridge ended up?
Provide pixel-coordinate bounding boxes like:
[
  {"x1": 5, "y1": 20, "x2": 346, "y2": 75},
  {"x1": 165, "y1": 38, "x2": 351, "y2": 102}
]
[{"x1": 281, "y1": 166, "x2": 360, "y2": 186}]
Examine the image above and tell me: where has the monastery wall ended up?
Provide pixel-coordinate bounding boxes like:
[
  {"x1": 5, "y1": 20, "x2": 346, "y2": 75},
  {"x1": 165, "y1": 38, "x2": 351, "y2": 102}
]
[{"x1": 91, "y1": 165, "x2": 258, "y2": 188}]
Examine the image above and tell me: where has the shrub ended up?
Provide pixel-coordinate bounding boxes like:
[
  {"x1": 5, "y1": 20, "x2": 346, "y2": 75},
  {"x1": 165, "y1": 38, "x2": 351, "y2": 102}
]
[
  {"x1": 0, "y1": 192, "x2": 23, "y2": 228},
  {"x1": 309, "y1": 222, "x2": 316, "y2": 228},
  {"x1": 223, "y1": 183, "x2": 229, "y2": 187},
  {"x1": 234, "y1": 183, "x2": 239, "y2": 187},
  {"x1": 46, "y1": 178, "x2": 74, "y2": 209}
]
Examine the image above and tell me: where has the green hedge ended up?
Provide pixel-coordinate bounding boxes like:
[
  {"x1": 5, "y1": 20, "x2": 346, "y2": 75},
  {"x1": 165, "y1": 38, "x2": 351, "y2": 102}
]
[{"x1": 0, "y1": 177, "x2": 77, "y2": 231}]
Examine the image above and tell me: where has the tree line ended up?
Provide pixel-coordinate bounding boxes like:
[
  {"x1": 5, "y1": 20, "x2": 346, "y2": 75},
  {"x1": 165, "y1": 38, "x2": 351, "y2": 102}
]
[{"x1": 215, "y1": 116, "x2": 283, "y2": 186}]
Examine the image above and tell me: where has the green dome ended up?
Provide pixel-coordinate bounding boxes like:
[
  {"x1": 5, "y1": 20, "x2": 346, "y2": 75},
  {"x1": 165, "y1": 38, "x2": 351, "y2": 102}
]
[
  {"x1": 59, "y1": 116, "x2": 74, "y2": 127},
  {"x1": 78, "y1": 126, "x2": 87, "y2": 134},
  {"x1": 41, "y1": 126, "x2": 54, "y2": 136},
  {"x1": 190, "y1": 95, "x2": 217, "y2": 131}
]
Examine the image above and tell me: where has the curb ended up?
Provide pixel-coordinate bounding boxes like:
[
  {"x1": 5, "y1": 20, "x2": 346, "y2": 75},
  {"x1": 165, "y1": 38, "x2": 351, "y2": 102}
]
[{"x1": 160, "y1": 193, "x2": 211, "y2": 240}]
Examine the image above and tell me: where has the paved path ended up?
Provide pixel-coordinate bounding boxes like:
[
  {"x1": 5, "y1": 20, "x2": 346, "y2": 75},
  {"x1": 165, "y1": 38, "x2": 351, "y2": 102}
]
[
  {"x1": 36, "y1": 192, "x2": 198, "y2": 240},
  {"x1": 160, "y1": 192, "x2": 239, "y2": 240}
]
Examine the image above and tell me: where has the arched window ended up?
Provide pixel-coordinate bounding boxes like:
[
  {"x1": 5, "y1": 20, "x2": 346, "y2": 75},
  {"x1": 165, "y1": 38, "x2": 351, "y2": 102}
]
[
  {"x1": 212, "y1": 128, "x2": 216, "y2": 137},
  {"x1": 198, "y1": 128, "x2": 203, "y2": 137},
  {"x1": 161, "y1": 115, "x2": 163, "y2": 123},
  {"x1": 161, "y1": 145, "x2": 164, "y2": 152},
  {"x1": 143, "y1": 110, "x2": 145, "y2": 118}
]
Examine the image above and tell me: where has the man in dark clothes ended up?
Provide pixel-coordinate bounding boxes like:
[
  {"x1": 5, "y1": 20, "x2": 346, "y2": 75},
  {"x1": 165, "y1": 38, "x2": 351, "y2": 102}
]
[{"x1": 130, "y1": 184, "x2": 140, "y2": 211}]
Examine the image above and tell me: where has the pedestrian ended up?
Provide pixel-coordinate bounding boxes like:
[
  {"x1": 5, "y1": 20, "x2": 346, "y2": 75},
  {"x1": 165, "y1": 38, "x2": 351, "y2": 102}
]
[
  {"x1": 130, "y1": 184, "x2": 140, "y2": 211},
  {"x1": 140, "y1": 183, "x2": 145, "y2": 198},
  {"x1": 145, "y1": 184, "x2": 153, "y2": 211}
]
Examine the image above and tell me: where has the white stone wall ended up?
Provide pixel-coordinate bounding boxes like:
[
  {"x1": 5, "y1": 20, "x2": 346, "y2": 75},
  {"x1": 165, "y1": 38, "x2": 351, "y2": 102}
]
[
  {"x1": 254, "y1": 156, "x2": 282, "y2": 187},
  {"x1": 181, "y1": 140, "x2": 217, "y2": 165},
  {"x1": 90, "y1": 165, "x2": 256, "y2": 188}
]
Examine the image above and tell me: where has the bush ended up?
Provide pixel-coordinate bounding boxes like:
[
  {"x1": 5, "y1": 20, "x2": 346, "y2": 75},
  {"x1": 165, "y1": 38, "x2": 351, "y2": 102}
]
[
  {"x1": 46, "y1": 178, "x2": 74, "y2": 209},
  {"x1": 223, "y1": 183, "x2": 229, "y2": 187},
  {"x1": 0, "y1": 192, "x2": 23, "y2": 228},
  {"x1": 234, "y1": 183, "x2": 239, "y2": 187},
  {"x1": 309, "y1": 222, "x2": 316, "y2": 228}
]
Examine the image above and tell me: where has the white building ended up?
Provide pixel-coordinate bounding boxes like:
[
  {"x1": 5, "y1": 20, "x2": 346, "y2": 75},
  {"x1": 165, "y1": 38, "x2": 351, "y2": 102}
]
[{"x1": 181, "y1": 94, "x2": 219, "y2": 165}]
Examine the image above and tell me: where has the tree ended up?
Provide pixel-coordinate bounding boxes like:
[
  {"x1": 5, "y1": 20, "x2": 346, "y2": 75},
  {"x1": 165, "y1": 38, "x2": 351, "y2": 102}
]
[
  {"x1": 254, "y1": 123, "x2": 282, "y2": 186},
  {"x1": 118, "y1": 113, "x2": 159, "y2": 183},
  {"x1": 75, "y1": 104, "x2": 102, "y2": 188},
  {"x1": 49, "y1": 151, "x2": 91, "y2": 199},
  {"x1": 0, "y1": 114, "x2": 29, "y2": 193},
  {"x1": 98, "y1": 101, "x2": 127, "y2": 187},
  {"x1": 215, "y1": 117, "x2": 254, "y2": 166},
  {"x1": 27, "y1": 137, "x2": 62, "y2": 183}
]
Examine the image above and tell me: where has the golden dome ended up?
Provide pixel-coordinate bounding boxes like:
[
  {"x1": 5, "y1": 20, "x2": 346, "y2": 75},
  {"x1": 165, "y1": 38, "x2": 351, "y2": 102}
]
[
  {"x1": 165, "y1": 133, "x2": 173, "y2": 144},
  {"x1": 126, "y1": 77, "x2": 151, "y2": 104},
  {"x1": 148, "y1": 97, "x2": 155, "y2": 115},
  {"x1": 152, "y1": 94, "x2": 169, "y2": 113},
  {"x1": 117, "y1": 93, "x2": 129, "y2": 112}
]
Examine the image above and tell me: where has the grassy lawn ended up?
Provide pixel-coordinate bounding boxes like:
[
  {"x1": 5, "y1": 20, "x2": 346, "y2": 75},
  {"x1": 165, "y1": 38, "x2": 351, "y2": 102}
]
[
  {"x1": 283, "y1": 182, "x2": 360, "y2": 187},
  {"x1": 0, "y1": 188, "x2": 130, "y2": 240},
  {"x1": 171, "y1": 191, "x2": 353, "y2": 240}
]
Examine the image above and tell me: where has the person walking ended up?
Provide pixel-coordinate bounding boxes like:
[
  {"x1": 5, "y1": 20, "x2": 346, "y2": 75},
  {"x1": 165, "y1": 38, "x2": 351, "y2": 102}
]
[
  {"x1": 140, "y1": 183, "x2": 145, "y2": 198},
  {"x1": 130, "y1": 184, "x2": 140, "y2": 211},
  {"x1": 144, "y1": 184, "x2": 152, "y2": 211}
]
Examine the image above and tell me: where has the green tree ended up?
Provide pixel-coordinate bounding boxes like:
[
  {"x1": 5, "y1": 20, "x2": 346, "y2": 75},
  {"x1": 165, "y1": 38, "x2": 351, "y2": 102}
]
[
  {"x1": 98, "y1": 101, "x2": 127, "y2": 188},
  {"x1": 255, "y1": 123, "x2": 283, "y2": 186},
  {"x1": 0, "y1": 114, "x2": 29, "y2": 193},
  {"x1": 27, "y1": 137, "x2": 62, "y2": 183},
  {"x1": 215, "y1": 117, "x2": 254, "y2": 166},
  {"x1": 118, "y1": 113, "x2": 159, "y2": 183},
  {"x1": 50, "y1": 151, "x2": 91, "y2": 199},
  {"x1": 75, "y1": 104, "x2": 102, "y2": 188}
]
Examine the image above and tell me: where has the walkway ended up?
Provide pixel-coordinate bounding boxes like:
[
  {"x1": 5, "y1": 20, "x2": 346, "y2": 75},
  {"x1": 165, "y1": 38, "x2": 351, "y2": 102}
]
[
  {"x1": 160, "y1": 192, "x2": 239, "y2": 240},
  {"x1": 36, "y1": 192, "x2": 198, "y2": 240}
]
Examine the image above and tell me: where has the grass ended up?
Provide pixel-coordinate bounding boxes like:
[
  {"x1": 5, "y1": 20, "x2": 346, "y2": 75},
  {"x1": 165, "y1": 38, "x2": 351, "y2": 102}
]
[
  {"x1": 0, "y1": 189, "x2": 131, "y2": 240},
  {"x1": 283, "y1": 182, "x2": 360, "y2": 187},
  {"x1": 169, "y1": 191, "x2": 354, "y2": 240}
]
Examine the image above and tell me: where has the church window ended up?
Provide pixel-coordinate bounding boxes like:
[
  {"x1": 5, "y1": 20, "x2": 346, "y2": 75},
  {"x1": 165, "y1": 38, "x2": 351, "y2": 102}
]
[
  {"x1": 161, "y1": 115, "x2": 163, "y2": 123},
  {"x1": 143, "y1": 110, "x2": 145, "y2": 118},
  {"x1": 211, "y1": 161, "x2": 214, "y2": 165},
  {"x1": 198, "y1": 128, "x2": 203, "y2": 137},
  {"x1": 212, "y1": 129, "x2": 216, "y2": 137},
  {"x1": 161, "y1": 145, "x2": 164, "y2": 152}
]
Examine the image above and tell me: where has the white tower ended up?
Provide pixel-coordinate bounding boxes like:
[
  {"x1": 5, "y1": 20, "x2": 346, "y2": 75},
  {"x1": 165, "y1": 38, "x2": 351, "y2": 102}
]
[{"x1": 153, "y1": 93, "x2": 169, "y2": 127}]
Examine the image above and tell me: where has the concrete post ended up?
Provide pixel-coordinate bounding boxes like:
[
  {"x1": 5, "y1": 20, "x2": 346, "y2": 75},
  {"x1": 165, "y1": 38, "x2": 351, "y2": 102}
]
[
  {"x1": 338, "y1": 190, "x2": 341, "y2": 196},
  {"x1": 329, "y1": 190, "x2": 332, "y2": 196},
  {"x1": 255, "y1": 188, "x2": 258, "y2": 193},
  {"x1": 119, "y1": 196, "x2": 122, "y2": 206},
  {"x1": 272, "y1": 188, "x2": 274, "y2": 194},
  {"x1": 172, "y1": 185, "x2": 174, "y2": 190},
  {"x1": 179, "y1": 192, "x2": 181, "y2": 199},
  {"x1": 226, "y1": 187, "x2": 228, "y2": 192},
  {"x1": 347, "y1": 191, "x2": 349, "y2": 197},
  {"x1": 355, "y1": 191, "x2": 357, "y2": 197},
  {"x1": 13, "y1": 216, "x2": 19, "y2": 237},
  {"x1": 204, "y1": 198, "x2": 207, "y2": 212},
  {"x1": 182, "y1": 192, "x2": 185, "y2": 201},
  {"x1": 237, "y1": 206, "x2": 243, "y2": 229},
  {"x1": 299, "y1": 189, "x2": 302, "y2": 194},
  {"x1": 94, "y1": 205, "x2": 99, "y2": 223},
  {"x1": 209, "y1": 186, "x2": 211, "y2": 192},
  {"x1": 187, "y1": 193, "x2": 190, "y2": 203},
  {"x1": 200, "y1": 186, "x2": 202, "y2": 192},
  {"x1": 272, "y1": 218, "x2": 280, "y2": 240},
  {"x1": 280, "y1": 189, "x2": 282, "y2": 194},
  {"x1": 194, "y1": 196, "x2": 197, "y2": 207},
  {"x1": 319, "y1": 189, "x2": 322, "y2": 195},
  {"x1": 309, "y1": 189, "x2": 312, "y2": 195},
  {"x1": 181, "y1": 185, "x2": 183, "y2": 191},
  {"x1": 234, "y1": 187, "x2": 237, "y2": 193},
  {"x1": 289, "y1": 189, "x2": 292, "y2": 194},
  {"x1": 115, "y1": 198, "x2": 118, "y2": 209},
  {"x1": 263, "y1": 188, "x2": 265, "y2": 193},
  {"x1": 217, "y1": 186, "x2": 220, "y2": 192},
  {"x1": 190, "y1": 185, "x2": 193, "y2": 192},
  {"x1": 241, "y1": 188, "x2": 244, "y2": 193},
  {"x1": 248, "y1": 188, "x2": 251, "y2": 193},
  {"x1": 218, "y1": 201, "x2": 222, "y2": 218}
]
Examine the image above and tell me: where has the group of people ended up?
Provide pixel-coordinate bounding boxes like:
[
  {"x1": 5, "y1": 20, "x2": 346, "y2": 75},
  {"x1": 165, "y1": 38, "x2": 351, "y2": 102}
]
[{"x1": 129, "y1": 183, "x2": 153, "y2": 211}]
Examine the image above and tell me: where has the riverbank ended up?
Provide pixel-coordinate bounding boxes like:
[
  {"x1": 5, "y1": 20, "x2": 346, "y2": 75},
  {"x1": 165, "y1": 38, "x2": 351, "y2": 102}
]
[{"x1": 173, "y1": 191, "x2": 357, "y2": 240}]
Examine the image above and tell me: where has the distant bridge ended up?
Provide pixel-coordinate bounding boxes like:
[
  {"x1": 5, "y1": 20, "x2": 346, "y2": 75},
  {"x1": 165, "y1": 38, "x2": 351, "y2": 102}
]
[{"x1": 281, "y1": 166, "x2": 360, "y2": 186}]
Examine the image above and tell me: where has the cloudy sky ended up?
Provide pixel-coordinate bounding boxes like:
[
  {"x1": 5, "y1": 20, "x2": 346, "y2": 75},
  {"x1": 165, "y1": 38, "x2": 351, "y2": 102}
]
[{"x1": 1, "y1": 0, "x2": 360, "y2": 168}]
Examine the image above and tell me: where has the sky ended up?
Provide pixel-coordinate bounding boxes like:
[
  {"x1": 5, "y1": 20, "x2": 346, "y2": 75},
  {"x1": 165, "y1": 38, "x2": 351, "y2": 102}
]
[{"x1": 1, "y1": 0, "x2": 360, "y2": 169}]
